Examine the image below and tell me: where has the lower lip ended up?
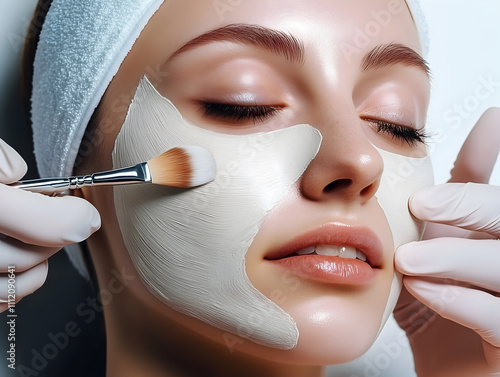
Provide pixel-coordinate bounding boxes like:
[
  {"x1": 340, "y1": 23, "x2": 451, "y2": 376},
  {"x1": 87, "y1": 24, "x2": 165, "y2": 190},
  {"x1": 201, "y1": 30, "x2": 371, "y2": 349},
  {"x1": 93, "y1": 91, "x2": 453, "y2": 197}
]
[{"x1": 269, "y1": 255, "x2": 377, "y2": 285}]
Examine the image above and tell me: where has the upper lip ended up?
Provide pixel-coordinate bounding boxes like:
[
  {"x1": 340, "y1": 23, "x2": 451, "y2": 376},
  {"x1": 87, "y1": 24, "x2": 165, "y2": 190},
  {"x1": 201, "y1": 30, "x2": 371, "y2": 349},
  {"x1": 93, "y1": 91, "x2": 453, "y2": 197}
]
[{"x1": 264, "y1": 222, "x2": 384, "y2": 268}]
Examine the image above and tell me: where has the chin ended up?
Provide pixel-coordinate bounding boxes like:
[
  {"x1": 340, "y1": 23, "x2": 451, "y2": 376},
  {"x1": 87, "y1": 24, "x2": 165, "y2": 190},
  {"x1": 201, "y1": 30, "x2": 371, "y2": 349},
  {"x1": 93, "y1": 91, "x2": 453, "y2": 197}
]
[
  {"x1": 287, "y1": 298, "x2": 384, "y2": 365},
  {"x1": 223, "y1": 293, "x2": 389, "y2": 366}
]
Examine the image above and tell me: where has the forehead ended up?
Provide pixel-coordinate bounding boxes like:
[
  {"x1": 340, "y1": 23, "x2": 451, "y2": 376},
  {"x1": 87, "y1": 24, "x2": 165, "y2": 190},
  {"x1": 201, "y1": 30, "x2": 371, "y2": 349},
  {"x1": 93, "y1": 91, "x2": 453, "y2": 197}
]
[
  {"x1": 104, "y1": 0, "x2": 423, "y2": 147},
  {"x1": 151, "y1": 0, "x2": 420, "y2": 56}
]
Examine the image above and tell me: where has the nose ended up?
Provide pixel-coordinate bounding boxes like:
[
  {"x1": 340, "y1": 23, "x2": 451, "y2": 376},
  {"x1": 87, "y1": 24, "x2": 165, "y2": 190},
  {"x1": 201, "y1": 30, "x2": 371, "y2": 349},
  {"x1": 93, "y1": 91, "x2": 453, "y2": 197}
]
[{"x1": 300, "y1": 111, "x2": 384, "y2": 205}]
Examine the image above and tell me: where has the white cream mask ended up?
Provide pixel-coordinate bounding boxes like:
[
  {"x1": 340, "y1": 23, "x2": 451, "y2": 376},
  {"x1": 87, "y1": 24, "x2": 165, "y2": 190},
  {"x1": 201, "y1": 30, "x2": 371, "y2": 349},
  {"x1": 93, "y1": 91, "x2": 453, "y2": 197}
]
[
  {"x1": 112, "y1": 76, "x2": 434, "y2": 350},
  {"x1": 375, "y1": 145, "x2": 434, "y2": 332},
  {"x1": 112, "y1": 76, "x2": 321, "y2": 349}
]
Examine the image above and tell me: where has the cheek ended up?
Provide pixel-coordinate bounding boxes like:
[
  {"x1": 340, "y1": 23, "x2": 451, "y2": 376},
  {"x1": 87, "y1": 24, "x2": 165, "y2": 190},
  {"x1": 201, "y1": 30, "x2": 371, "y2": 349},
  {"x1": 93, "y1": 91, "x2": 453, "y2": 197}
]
[
  {"x1": 111, "y1": 76, "x2": 321, "y2": 349},
  {"x1": 375, "y1": 145, "x2": 433, "y2": 248},
  {"x1": 245, "y1": 187, "x2": 396, "y2": 364},
  {"x1": 374, "y1": 145, "x2": 434, "y2": 330},
  {"x1": 109, "y1": 76, "x2": 433, "y2": 356}
]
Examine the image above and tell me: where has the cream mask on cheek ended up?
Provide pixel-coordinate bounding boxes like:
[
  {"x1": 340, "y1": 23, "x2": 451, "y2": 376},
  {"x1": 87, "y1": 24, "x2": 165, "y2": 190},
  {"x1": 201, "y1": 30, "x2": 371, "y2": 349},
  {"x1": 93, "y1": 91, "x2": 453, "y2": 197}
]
[
  {"x1": 113, "y1": 77, "x2": 433, "y2": 349},
  {"x1": 374, "y1": 145, "x2": 434, "y2": 332},
  {"x1": 112, "y1": 76, "x2": 321, "y2": 349}
]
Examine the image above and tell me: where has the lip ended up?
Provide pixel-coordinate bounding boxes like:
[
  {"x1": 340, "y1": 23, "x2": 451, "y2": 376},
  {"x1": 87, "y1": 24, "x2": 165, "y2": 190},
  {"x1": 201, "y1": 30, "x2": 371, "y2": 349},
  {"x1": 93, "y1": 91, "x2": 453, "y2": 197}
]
[{"x1": 264, "y1": 222, "x2": 384, "y2": 285}]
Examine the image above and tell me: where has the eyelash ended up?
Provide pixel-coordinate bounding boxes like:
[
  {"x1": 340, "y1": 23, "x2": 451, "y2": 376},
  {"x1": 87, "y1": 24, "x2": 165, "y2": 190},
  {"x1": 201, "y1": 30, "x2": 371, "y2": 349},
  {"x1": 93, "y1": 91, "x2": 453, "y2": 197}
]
[
  {"x1": 364, "y1": 118, "x2": 428, "y2": 146},
  {"x1": 202, "y1": 103, "x2": 280, "y2": 123},
  {"x1": 201, "y1": 103, "x2": 427, "y2": 146}
]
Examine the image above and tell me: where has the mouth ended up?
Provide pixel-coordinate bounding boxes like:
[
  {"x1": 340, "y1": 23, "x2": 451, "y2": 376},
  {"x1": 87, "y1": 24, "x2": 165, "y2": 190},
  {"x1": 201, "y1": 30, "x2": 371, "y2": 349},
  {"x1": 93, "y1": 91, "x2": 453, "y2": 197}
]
[
  {"x1": 293, "y1": 245, "x2": 369, "y2": 261},
  {"x1": 264, "y1": 223, "x2": 384, "y2": 286}
]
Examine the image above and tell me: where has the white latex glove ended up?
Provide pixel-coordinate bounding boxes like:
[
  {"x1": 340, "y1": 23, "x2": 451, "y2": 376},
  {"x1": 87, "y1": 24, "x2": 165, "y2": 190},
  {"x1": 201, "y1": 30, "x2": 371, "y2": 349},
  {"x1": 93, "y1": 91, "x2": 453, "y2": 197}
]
[
  {"x1": 394, "y1": 108, "x2": 500, "y2": 377},
  {"x1": 0, "y1": 138, "x2": 100, "y2": 312}
]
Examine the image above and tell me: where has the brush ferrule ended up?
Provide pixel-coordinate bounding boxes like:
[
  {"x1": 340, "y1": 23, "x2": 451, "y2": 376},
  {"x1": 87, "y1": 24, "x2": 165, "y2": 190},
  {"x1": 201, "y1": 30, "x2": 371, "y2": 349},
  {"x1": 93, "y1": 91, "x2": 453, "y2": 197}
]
[{"x1": 91, "y1": 163, "x2": 151, "y2": 186}]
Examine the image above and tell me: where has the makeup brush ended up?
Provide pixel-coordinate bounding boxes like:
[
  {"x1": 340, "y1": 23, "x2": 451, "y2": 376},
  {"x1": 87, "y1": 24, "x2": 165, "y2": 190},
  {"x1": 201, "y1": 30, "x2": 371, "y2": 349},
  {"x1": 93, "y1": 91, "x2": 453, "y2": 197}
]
[{"x1": 12, "y1": 146, "x2": 216, "y2": 194}]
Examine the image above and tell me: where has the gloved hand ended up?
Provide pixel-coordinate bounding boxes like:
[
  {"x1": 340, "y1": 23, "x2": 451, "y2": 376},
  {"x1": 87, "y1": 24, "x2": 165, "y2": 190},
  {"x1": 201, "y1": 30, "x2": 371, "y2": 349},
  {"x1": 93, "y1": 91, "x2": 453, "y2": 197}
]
[
  {"x1": 0, "y1": 138, "x2": 100, "y2": 312},
  {"x1": 394, "y1": 108, "x2": 500, "y2": 377}
]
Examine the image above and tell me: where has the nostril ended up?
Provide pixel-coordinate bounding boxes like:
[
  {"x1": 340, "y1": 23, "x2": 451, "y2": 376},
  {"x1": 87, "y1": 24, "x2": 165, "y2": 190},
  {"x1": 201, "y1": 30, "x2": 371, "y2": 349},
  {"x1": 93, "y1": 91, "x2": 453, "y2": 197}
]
[
  {"x1": 360, "y1": 182, "x2": 379, "y2": 198},
  {"x1": 324, "y1": 179, "x2": 352, "y2": 193},
  {"x1": 360, "y1": 185, "x2": 372, "y2": 197}
]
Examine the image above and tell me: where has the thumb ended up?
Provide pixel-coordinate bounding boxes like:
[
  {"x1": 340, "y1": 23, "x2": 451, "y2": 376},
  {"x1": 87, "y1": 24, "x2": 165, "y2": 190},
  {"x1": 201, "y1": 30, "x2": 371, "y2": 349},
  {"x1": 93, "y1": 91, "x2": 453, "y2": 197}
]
[{"x1": 449, "y1": 107, "x2": 500, "y2": 184}]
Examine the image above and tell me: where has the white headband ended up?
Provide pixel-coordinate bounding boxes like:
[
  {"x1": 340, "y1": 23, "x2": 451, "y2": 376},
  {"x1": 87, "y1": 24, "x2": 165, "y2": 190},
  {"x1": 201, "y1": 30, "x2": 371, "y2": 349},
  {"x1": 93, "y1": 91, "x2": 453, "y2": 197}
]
[
  {"x1": 407, "y1": 0, "x2": 429, "y2": 54},
  {"x1": 32, "y1": 0, "x2": 163, "y2": 178},
  {"x1": 31, "y1": 0, "x2": 428, "y2": 179}
]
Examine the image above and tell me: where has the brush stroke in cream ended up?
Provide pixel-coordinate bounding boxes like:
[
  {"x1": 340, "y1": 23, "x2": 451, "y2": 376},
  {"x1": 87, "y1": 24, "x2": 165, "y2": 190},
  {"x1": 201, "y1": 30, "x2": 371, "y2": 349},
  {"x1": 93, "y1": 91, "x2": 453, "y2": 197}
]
[
  {"x1": 112, "y1": 76, "x2": 321, "y2": 349},
  {"x1": 112, "y1": 76, "x2": 433, "y2": 350}
]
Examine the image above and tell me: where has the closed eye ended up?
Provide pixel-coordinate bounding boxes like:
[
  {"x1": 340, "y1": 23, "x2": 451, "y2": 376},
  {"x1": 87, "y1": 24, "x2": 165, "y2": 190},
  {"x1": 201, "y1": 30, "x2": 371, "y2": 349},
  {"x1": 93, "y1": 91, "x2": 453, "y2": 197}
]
[
  {"x1": 201, "y1": 102, "x2": 283, "y2": 123},
  {"x1": 362, "y1": 117, "x2": 428, "y2": 147}
]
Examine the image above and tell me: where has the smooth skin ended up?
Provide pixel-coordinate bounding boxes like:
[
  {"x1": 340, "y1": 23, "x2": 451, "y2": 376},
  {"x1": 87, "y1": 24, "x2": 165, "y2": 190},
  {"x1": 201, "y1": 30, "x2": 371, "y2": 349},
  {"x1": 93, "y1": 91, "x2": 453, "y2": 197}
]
[
  {"x1": 1, "y1": 0, "x2": 498, "y2": 376},
  {"x1": 79, "y1": 0, "x2": 429, "y2": 376}
]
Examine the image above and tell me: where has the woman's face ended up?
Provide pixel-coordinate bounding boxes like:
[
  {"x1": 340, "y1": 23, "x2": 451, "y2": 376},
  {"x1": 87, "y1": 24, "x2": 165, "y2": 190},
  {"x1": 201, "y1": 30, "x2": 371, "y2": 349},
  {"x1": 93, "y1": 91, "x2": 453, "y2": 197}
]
[{"x1": 88, "y1": 0, "x2": 431, "y2": 366}]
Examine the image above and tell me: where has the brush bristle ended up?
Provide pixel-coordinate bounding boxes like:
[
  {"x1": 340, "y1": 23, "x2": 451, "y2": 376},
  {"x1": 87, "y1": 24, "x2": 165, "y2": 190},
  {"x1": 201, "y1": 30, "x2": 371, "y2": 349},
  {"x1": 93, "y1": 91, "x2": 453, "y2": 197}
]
[{"x1": 147, "y1": 146, "x2": 216, "y2": 188}]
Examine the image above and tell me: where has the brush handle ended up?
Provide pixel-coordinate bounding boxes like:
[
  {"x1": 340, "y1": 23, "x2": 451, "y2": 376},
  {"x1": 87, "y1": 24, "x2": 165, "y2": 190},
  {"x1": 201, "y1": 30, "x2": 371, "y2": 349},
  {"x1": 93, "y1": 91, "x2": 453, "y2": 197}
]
[{"x1": 12, "y1": 163, "x2": 152, "y2": 194}]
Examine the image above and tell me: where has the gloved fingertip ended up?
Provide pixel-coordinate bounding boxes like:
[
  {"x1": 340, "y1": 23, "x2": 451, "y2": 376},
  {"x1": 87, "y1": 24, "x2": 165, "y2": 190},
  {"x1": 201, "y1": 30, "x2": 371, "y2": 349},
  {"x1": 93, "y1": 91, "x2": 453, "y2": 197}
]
[
  {"x1": 16, "y1": 261, "x2": 50, "y2": 297},
  {"x1": 90, "y1": 205, "x2": 101, "y2": 233},
  {"x1": 449, "y1": 107, "x2": 500, "y2": 184},
  {"x1": 394, "y1": 242, "x2": 421, "y2": 273},
  {"x1": 410, "y1": 183, "x2": 469, "y2": 220},
  {"x1": 62, "y1": 196, "x2": 102, "y2": 243},
  {"x1": 31, "y1": 261, "x2": 49, "y2": 294},
  {"x1": 71, "y1": 202, "x2": 101, "y2": 242},
  {"x1": 0, "y1": 139, "x2": 28, "y2": 183},
  {"x1": 91, "y1": 210, "x2": 101, "y2": 233},
  {"x1": 407, "y1": 186, "x2": 434, "y2": 217},
  {"x1": 395, "y1": 241, "x2": 418, "y2": 254},
  {"x1": 407, "y1": 193, "x2": 419, "y2": 216},
  {"x1": 394, "y1": 241, "x2": 426, "y2": 275}
]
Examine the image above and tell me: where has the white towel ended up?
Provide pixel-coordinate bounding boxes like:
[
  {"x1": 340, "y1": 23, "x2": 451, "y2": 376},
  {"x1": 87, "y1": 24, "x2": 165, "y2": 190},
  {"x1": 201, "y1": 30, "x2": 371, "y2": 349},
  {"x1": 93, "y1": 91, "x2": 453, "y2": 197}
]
[
  {"x1": 407, "y1": 0, "x2": 430, "y2": 55},
  {"x1": 32, "y1": 0, "x2": 163, "y2": 178}
]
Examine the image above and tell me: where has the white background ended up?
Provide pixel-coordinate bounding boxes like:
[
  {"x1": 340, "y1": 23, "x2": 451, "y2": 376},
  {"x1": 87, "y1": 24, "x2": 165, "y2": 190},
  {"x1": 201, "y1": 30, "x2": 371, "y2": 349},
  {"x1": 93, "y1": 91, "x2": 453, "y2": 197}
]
[
  {"x1": 1, "y1": 1, "x2": 499, "y2": 376},
  {"x1": 422, "y1": 0, "x2": 500, "y2": 186}
]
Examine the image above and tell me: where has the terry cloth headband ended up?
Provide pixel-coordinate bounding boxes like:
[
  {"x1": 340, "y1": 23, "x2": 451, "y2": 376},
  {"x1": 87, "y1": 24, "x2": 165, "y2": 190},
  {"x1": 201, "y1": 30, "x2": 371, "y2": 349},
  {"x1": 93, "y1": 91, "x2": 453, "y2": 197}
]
[
  {"x1": 32, "y1": 0, "x2": 164, "y2": 178},
  {"x1": 31, "y1": 0, "x2": 428, "y2": 179}
]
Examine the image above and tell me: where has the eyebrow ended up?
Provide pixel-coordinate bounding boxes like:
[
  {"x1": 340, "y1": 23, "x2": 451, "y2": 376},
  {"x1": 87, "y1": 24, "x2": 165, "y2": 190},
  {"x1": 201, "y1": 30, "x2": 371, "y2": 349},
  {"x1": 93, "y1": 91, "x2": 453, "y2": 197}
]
[
  {"x1": 167, "y1": 24, "x2": 305, "y2": 64},
  {"x1": 361, "y1": 44, "x2": 430, "y2": 77},
  {"x1": 168, "y1": 25, "x2": 429, "y2": 78}
]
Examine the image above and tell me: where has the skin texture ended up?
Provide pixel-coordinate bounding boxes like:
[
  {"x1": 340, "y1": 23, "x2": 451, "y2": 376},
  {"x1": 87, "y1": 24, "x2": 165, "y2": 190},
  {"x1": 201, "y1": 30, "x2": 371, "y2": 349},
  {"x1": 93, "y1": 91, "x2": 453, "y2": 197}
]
[
  {"x1": 77, "y1": 0, "x2": 430, "y2": 375},
  {"x1": 113, "y1": 80, "x2": 318, "y2": 350}
]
